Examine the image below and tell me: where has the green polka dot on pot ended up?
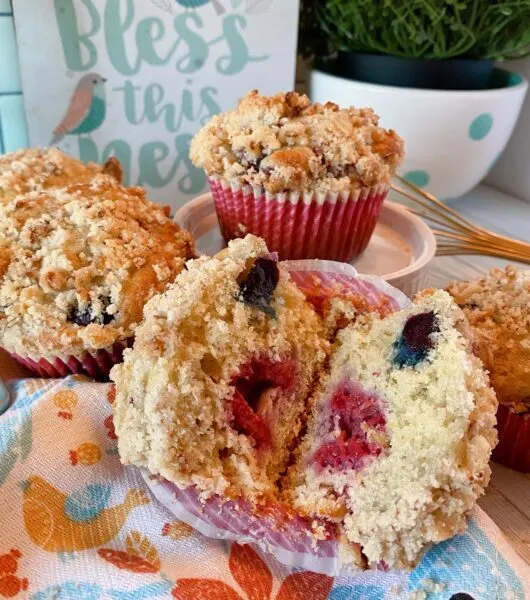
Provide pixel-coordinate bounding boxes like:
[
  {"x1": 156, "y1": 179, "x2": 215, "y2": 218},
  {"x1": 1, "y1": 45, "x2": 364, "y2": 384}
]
[
  {"x1": 403, "y1": 170, "x2": 430, "y2": 188},
  {"x1": 469, "y1": 113, "x2": 493, "y2": 141}
]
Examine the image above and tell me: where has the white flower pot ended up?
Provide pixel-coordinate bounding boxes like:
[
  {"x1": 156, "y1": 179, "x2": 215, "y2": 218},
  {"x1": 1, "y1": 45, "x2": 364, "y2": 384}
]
[{"x1": 310, "y1": 67, "x2": 528, "y2": 199}]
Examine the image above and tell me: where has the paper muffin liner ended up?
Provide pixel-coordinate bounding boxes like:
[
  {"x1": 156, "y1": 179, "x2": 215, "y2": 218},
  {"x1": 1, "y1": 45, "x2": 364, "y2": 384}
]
[
  {"x1": 10, "y1": 339, "x2": 132, "y2": 381},
  {"x1": 141, "y1": 261, "x2": 410, "y2": 575},
  {"x1": 492, "y1": 403, "x2": 530, "y2": 473},
  {"x1": 209, "y1": 176, "x2": 389, "y2": 261}
]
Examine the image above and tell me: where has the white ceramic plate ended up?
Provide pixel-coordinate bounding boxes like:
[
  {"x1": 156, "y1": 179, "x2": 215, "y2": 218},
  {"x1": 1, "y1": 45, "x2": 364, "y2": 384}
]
[{"x1": 175, "y1": 193, "x2": 437, "y2": 297}]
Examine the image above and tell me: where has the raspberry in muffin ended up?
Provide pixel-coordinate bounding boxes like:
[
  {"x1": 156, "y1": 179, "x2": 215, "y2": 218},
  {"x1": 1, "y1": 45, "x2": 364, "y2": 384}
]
[
  {"x1": 447, "y1": 266, "x2": 530, "y2": 472},
  {"x1": 0, "y1": 176, "x2": 194, "y2": 379},
  {"x1": 111, "y1": 235, "x2": 328, "y2": 500},
  {"x1": 287, "y1": 290, "x2": 497, "y2": 569},
  {"x1": 0, "y1": 147, "x2": 122, "y2": 202},
  {"x1": 190, "y1": 90, "x2": 404, "y2": 261}
]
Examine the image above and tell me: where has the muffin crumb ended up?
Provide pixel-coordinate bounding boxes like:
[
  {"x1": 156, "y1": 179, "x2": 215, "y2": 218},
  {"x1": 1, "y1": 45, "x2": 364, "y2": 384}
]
[{"x1": 287, "y1": 290, "x2": 497, "y2": 569}]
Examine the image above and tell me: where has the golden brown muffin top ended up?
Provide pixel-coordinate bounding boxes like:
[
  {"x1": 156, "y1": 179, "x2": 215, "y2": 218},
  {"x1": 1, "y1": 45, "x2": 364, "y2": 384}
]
[
  {"x1": 190, "y1": 90, "x2": 404, "y2": 194},
  {"x1": 0, "y1": 147, "x2": 122, "y2": 202},
  {"x1": 447, "y1": 266, "x2": 530, "y2": 411},
  {"x1": 0, "y1": 176, "x2": 195, "y2": 359}
]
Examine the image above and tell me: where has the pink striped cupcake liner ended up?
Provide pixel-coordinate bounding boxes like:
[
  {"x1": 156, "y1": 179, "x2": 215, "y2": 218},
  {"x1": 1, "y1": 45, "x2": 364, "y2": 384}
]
[
  {"x1": 493, "y1": 404, "x2": 530, "y2": 473},
  {"x1": 141, "y1": 263, "x2": 410, "y2": 575},
  {"x1": 10, "y1": 339, "x2": 132, "y2": 381},
  {"x1": 142, "y1": 471, "x2": 344, "y2": 575},
  {"x1": 209, "y1": 176, "x2": 389, "y2": 262}
]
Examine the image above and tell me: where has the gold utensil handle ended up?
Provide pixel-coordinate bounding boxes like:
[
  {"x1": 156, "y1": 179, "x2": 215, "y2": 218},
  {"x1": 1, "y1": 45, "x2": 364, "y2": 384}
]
[{"x1": 392, "y1": 177, "x2": 530, "y2": 265}]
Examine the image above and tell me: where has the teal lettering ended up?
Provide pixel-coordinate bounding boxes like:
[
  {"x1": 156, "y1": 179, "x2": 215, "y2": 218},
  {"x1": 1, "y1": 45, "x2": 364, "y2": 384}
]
[
  {"x1": 114, "y1": 81, "x2": 143, "y2": 125},
  {"x1": 143, "y1": 83, "x2": 165, "y2": 124},
  {"x1": 104, "y1": 0, "x2": 139, "y2": 76},
  {"x1": 137, "y1": 142, "x2": 171, "y2": 187},
  {"x1": 174, "y1": 13, "x2": 209, "y2": 74},
  {"x1": 140, "y1": 83, "x2": 217, "y2": 133},
  {"x1": 84, "y1": 10, "x2": 269, "y2": 78},
  {"x1": 216, "y1": 15, "x2": 268, "y2": 75},
  {"x1": 175, "y1": 134, "x2": 205, "y2": 194},
  {"x1": 180, "y1": 89, "x2": 195, "y2": 128},
  {"x1": 77, "y1": 137, "x2": 99, "y2": 164},
  {"x1": 78, "y1": 137, "x2": 132, "y2": 186},
  {"x1": 79, "y1": 136, "x2": 203, "y2": 193},
  {"x1": 135, "y1": 17, "x2": 167, "y2": 66},
  {"x1": 54, "y1": 0, "x2": 100, "y2": 71},
  {"x1": 200, "y1": 87, "x2": 221, "y2": 124}
]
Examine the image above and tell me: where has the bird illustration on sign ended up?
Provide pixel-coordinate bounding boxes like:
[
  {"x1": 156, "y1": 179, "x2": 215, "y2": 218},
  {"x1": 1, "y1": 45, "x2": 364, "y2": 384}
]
[{"x1": 50, "y1": 74, "x2": 107, "y2": 146}]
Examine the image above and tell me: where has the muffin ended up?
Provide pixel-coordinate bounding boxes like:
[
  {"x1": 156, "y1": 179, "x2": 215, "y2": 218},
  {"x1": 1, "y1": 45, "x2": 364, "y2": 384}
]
[
  {"x1": 111, "y1": 235, "x2": 328, "y2": 501},
  {"x1": 447, "y1": 266, "x2": 530, "y2": 472},
  {"x1": 287, "y1": 290, "x2": 497, "y2": 569},
  {"x1": 190, "y1": 90, "x2": 404, "y2": 262},
  {"x1": 0, "y1": 147, "x2": 122, "y2": 202},
  {"x1": 0, "y1": 176, "x2": 195, "y2": 379}
]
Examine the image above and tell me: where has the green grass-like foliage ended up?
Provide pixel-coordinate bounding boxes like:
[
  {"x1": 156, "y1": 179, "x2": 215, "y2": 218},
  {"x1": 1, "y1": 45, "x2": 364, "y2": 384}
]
[{"x1": 300, "y1": 0, "x2": 530, "y2": 60}]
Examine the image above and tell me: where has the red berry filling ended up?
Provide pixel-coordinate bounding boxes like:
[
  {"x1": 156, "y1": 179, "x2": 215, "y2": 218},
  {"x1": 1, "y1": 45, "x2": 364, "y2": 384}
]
[
  {"x1": 312, "y1": 381, "x2": 386, "y2": 472},
  {"x1": 228, "y1": 356, "x2": 296, "y2": 449}
]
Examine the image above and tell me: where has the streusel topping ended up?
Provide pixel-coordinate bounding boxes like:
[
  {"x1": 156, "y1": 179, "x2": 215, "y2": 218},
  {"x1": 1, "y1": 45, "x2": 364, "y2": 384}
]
[
  {"x1": 190, "y1": 90, "x2": 404, "y2": 194},
  {"x1": 0, "y1": 177, "x2": 195, "y2": 359},
  {"x1": 448, "y1": 266, "x2": 530, "y2": 410},
  {"x1": 0, "y1": 147, "x2": 122, "y2": 202}
]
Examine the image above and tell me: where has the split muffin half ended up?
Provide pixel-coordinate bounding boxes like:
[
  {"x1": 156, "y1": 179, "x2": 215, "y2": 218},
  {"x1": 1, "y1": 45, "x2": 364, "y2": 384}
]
[
  {"x1": 286, "y1": 290, "x2": 497, "y2": 569},
  {"x1": 111, "y1": 235, "x2": 328, "y2": 500}
]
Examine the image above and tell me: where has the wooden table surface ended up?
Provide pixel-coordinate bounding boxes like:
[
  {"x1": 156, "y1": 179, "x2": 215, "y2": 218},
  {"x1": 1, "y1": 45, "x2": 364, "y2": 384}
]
[
  {"x1": 0, "y1": 182, "x2": 529, "y2": 566},
  {"x1": 424, "y1": 183, "x2": 530, "y2": 566}
]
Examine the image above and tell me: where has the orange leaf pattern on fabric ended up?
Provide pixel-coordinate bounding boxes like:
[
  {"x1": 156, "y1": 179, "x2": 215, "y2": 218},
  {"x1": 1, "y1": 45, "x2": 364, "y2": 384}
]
[
  {"x1": 69, "y1": 443, "x2": 102, "y2": 466},
  {"x1": 125, "y1": 530, "x2": 161, "y2": 570},
  {"x1": 276, "y1": 572, "x2": 333, "y2": 600},
  {"x1": 172, "y1": 579, "x2": 242, "y2": 600},
  {"x1": 107, "y1": 385, "x2": 116, "y2": 405},
  {"x1": 53, "y1": 390, "x2": 78, "y2": 412},
  {"x1": 0, "y1": 550, "x2": 21, "y2": 576},
  {"x1": 229, "y1": 543, "x2": 272, "y2": 600},
  {"x1": 0, "y1": 574, "x2": 28, "y2": 598},
  {"x1": 104, "y1": 415, "x2": 117, "y2": 440},
  {"x1": 97, "y1": 549, "x2": 159, "y2": 573},
  {"x1": 0, "y1": 550, "x2": 28, "y2": 598},
  {"x1": 162, "y1": 521, "x2": 194, "y2": 540}
]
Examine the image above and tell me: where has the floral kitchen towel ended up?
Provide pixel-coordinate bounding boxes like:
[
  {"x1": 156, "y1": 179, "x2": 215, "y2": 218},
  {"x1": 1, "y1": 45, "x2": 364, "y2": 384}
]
[{"x1": 0, "y1": 376, "x2": 528, "y2": 600}]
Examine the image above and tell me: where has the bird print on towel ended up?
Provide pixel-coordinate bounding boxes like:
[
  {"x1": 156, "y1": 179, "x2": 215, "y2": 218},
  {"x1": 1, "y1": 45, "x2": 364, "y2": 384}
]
[
  {"x1": 50, "y1": 74, "x2": 107, "y2": 146},
  {"x1": 0, "y1": 415, "x2": 32, "y2": 487},
  {"x1": 22, "y1": 476, "x2": 149, "y2": 552},
  {"x1": 175, "y1": 0, "x2": 226, "y2": 15}
]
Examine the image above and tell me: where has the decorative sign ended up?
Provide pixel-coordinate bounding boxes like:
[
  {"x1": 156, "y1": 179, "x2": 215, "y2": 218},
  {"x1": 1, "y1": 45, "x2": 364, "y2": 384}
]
[{"x1": 13, "y1": 0, "x2": 300, "y2": 209}]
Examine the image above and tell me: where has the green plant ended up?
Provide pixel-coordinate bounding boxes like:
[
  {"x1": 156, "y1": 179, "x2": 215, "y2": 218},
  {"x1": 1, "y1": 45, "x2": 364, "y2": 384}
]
[{"x1": 300, "y1": 0, "x2": 530, "y2": 60}]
